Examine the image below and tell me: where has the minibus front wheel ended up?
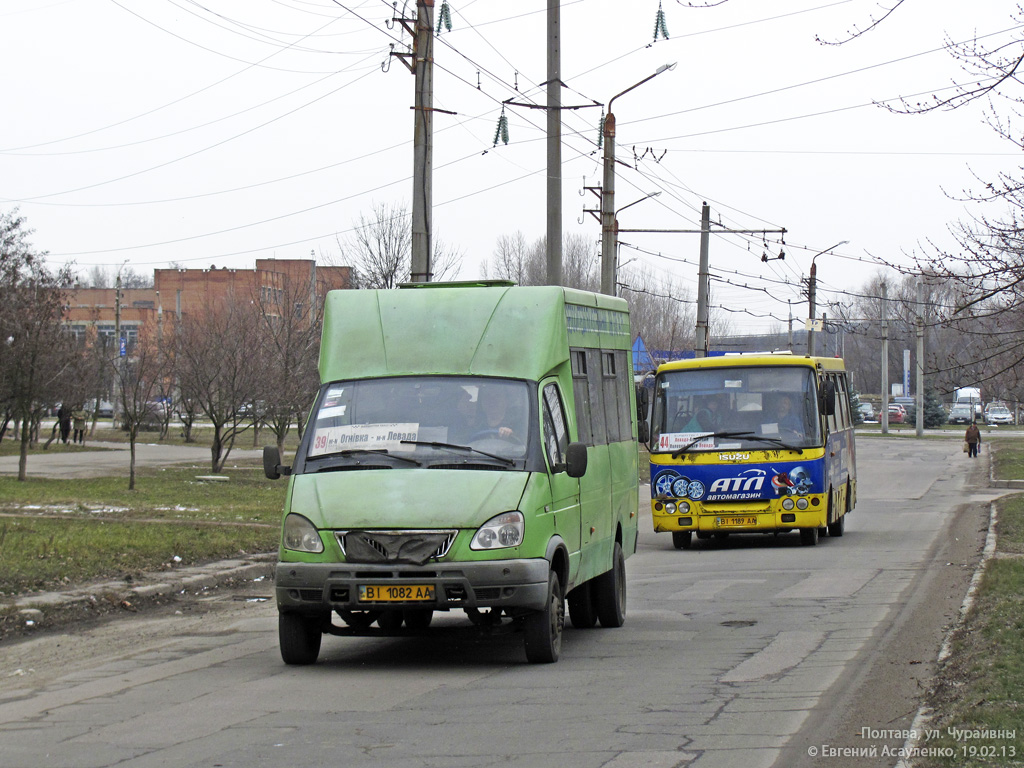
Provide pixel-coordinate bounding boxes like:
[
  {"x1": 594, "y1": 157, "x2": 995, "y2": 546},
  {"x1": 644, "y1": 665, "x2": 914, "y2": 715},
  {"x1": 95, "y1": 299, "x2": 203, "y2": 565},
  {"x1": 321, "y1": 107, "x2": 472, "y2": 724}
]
[
  {"x1": 279, "y1": 611, "x2": 324, "y2": 665},
  {"x1": 524, "y1": 571, "x2": 564, "y2": 663}
]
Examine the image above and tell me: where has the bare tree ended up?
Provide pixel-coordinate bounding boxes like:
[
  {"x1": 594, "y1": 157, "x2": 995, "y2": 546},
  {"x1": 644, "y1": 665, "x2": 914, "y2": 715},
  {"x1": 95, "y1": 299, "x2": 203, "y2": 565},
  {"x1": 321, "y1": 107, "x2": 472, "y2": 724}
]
[
  {"x1": 111, "y1": 328, "x2": 169, "y2": 489},
  {"x1": 0, "y1": 209, "x2": 78, "y2": 480},
  {"x1": 252, "y1": 272, "x2": 324, "y2": 456},
  {"x1": 340, "y1": 201, "x2": 461, "y2": 288},
  {"x1": 173, "y1": 296, "x2": 262, "y2": 473}
]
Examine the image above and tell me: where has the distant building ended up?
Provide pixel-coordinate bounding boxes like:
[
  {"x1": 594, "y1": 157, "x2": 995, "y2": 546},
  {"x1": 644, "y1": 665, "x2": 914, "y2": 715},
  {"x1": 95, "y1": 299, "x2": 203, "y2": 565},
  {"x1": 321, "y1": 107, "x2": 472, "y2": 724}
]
[{"x1": 65, "y1": 259, "x2": 352, "y2": 350}]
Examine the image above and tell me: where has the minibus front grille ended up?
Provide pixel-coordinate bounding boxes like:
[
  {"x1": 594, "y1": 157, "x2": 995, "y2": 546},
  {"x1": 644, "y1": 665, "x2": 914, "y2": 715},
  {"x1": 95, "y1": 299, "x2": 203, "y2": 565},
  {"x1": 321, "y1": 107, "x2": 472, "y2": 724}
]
[
  {"x1": 429, "y1": 463, "x2": 510, "y2": 471},
  {"x1": 337, "y1": 530, "x2": 457, "y2": 563}
]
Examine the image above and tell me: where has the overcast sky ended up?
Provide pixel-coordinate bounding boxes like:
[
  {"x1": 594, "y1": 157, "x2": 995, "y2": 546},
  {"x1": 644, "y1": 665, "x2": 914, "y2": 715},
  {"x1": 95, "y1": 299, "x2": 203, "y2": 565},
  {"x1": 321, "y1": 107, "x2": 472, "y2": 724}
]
[{"x1": 1, "y1": 0, "x2": 1017, "y2": 333}]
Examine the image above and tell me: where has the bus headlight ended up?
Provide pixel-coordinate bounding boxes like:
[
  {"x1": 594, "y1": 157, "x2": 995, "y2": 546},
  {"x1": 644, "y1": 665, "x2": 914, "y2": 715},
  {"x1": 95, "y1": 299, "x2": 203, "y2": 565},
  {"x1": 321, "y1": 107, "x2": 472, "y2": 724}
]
[
  {"x1": 471, "y1": 511, "x2": 524, "y2": 550},
  {"x1": 796, "y1": 498, "x2": 809, "y2": 510},
  {"x1": 782, "y1": 498, "x2": 795, "y2": 511},
  {"x1": 283, "y1": 513, "x2": 324, "y2": 553},
  {"x1": 665, "y1": 502, "x2": 677, "y2": 514},
  {"x1": 678, "y1": 501, "x2": 690, "y2": 514}
]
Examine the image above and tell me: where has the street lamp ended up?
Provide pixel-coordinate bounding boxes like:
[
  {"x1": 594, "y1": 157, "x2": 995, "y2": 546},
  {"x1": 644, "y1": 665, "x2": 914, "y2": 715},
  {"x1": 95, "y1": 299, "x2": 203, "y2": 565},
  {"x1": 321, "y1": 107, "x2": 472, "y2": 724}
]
[
  {"x1": 807, "y1": 240, "x2": 849, "y2": 356},
  {"x1": 601, "y1": 63, "x2": 676, "y2": 295}
]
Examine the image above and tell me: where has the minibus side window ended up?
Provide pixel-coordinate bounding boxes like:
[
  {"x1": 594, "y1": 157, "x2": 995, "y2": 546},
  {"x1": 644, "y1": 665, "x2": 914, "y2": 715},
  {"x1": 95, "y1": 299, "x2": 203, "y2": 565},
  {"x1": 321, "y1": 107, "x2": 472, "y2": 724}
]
[
  {"x1": 602, "y1": 352, "x2": 620, "y2": 443},
  {"x1": 585, "y1": 349, "x2": 608, "y2": 445},
  {"x1": 541, "y1": 383, "x2": 569, "y2": 470},
  {"x1": 571, "y1": 349, "x2": 593, "y2": 445}
]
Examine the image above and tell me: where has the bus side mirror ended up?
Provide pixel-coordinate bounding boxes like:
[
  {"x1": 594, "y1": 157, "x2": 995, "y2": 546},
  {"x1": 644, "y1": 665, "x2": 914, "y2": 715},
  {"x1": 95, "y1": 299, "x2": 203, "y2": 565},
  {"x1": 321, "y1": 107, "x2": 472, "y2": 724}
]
[
  {"x1": 565, "y1": 441, "x2": 588, "y2": 478},
  {"x1": 263, "y1": 446, "x2": 291, "y2": 480},
  {"x1": 636, "y1": 384, "x2": 650, "y2": 443},
  {"x1": 819, "y1": 381, "x2": 837, "y2": 417}
]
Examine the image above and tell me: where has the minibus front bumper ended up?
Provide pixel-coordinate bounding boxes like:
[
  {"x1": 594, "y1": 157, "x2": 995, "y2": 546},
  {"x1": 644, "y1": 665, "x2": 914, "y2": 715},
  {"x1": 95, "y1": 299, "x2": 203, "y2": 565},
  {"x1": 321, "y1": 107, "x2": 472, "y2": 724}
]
[{"x1": 275, "y1": 558, "x2": 552, "y2": 613}]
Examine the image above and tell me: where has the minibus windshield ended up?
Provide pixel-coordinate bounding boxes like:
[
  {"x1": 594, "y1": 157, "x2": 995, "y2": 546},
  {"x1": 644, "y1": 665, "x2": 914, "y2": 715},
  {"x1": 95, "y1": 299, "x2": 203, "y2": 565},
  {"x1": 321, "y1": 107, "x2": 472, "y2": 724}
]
[
  {"x1": 307, "y1": 376, "x2": 531, "y2": 465},
  {"x1": 650, "y1": 365, "x2": 821, "y2": 453}
]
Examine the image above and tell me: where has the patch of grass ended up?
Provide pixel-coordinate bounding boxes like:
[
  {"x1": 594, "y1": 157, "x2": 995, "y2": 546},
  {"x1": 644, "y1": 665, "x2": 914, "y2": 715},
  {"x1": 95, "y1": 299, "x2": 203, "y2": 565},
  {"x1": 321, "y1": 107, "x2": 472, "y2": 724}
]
[
  {"x1": 917, "y1": 460, "x2": 1024, "y2": 768},
  {"x1": 0, "y1": 461, "x2": 286, "y2": 595},
  {"x1": 0, "y1": 517, "x2": 277, "y2": 595},
  {"x1": 991, "y1": 438, "x2": 1024, "y2": 483}
]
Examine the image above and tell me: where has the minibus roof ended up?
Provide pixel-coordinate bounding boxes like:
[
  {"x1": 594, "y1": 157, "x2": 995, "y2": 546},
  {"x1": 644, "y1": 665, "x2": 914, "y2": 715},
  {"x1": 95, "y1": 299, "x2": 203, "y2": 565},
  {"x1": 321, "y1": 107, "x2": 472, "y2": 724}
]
[{"x1": 319, "y1": 284, "x2": 630, "y2": 383}]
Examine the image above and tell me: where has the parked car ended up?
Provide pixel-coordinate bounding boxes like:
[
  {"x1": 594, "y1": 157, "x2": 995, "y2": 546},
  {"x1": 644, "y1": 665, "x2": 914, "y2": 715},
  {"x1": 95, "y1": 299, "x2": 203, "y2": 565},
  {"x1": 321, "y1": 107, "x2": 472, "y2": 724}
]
[
  {"x1": 948, "y1": 404, "x2": 975, "y2": 425},
  {"x1": 84, "y1": 398, "x2": 114, "y2": 418},
  {"x1": 857, "y1": 403, "x2": 875, "y2": 421},
  {"x1": 887, "y1": 404, "x2": 906, "y2": 424},
  {"x1": 985, "y1": 406, "x2": 1014, "y2": 426}
]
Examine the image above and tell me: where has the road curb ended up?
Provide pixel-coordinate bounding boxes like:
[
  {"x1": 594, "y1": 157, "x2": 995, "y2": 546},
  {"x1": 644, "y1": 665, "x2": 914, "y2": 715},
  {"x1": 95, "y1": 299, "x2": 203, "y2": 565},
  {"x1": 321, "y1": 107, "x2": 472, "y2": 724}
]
[{"x1": 7, "y1": 553, "x2": 276, "y2": 617}]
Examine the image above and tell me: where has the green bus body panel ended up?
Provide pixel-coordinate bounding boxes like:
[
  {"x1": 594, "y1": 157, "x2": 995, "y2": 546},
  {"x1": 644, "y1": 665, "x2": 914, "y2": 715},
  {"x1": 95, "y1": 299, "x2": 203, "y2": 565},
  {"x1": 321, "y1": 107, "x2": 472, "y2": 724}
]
[{"x1": 319, "y1": 285, "x2": 631, "y2": 383}]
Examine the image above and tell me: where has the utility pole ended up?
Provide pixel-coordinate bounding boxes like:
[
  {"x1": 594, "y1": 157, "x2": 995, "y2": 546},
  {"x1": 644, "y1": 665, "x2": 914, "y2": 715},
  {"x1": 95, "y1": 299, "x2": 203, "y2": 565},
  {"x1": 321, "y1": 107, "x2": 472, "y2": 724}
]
[
  {"x1": 916, "y1": 280, "x2": 925, "y2": 436},
  {"x1": 546, "y1": 0, "x2": 561, "y2": 286},
  {"x1": 391, "y1": 1, "x2": 435, "y2": 283},
  {"x1": 617, "y1": 206, "x2": 786, "y2": 356},
  {"x1": 806, "y1": 240, "x2": 849, "y2": 356},
  {"x1": 881, "y1": 282, "x2": 889, "y2": 435},
  {"x1": 113, "y1": 274, "x2": 122, "y2": 429},
  {"x1": 694, "y1": 203, "x2": 711, "y2": 357}
]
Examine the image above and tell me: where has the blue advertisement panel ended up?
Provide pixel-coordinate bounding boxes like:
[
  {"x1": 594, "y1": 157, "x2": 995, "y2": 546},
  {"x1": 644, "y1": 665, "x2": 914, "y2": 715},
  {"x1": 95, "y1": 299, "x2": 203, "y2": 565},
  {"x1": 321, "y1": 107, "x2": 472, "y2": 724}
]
[{"x1": 650, "y1": 458, "x2": 825, "y2": 503}]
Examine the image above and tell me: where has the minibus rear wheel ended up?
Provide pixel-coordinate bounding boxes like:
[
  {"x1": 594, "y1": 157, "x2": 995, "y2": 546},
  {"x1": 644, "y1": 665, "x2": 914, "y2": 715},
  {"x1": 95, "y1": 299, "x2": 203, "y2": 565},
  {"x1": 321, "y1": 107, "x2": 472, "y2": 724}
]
[
  {"x1": 524, "y1": 571, "x2": 564, "y2": 663},
  {"x1": 567, "y1": 581, "x2": 597, "y2": 629},
  {"x1": 279, "y1": 611, "x2": 323, "y2": 665}
]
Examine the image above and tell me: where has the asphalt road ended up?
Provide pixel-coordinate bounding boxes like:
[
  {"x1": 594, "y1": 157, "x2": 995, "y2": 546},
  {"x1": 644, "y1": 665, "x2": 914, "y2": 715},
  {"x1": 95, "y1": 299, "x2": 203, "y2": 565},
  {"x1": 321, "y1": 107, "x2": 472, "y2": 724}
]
[{"x1": 0, "y1": 435, "x2": 1003, "y2": 768}]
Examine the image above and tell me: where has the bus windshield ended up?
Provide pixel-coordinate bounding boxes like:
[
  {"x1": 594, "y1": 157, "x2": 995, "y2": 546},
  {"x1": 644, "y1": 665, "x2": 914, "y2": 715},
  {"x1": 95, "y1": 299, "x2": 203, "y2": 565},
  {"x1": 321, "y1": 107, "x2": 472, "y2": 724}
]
[
  {"x1": 650, "y1": 365, "x2": 821, "y2": 453},
  {"x1": 306, "y1": 376, "x2": 532, "y2": 466}
]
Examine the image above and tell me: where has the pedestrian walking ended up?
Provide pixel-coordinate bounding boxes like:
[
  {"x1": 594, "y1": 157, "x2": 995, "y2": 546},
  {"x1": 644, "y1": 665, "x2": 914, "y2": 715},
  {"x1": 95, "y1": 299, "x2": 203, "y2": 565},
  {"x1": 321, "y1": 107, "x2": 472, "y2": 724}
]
[
  {"x1": 965, "y1": 421, "x2": 981, "y2": 459},
  {"x1": 57, "y1": 403, "x2": 72, "y2": 445}
]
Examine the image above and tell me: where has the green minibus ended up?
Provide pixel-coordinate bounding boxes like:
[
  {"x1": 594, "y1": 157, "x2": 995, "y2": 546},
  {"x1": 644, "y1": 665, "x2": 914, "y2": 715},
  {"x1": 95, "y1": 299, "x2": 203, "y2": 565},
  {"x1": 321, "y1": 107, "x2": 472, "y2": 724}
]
[{"x1": 263, "y1": 281, "x2": 640, "y2": 664}]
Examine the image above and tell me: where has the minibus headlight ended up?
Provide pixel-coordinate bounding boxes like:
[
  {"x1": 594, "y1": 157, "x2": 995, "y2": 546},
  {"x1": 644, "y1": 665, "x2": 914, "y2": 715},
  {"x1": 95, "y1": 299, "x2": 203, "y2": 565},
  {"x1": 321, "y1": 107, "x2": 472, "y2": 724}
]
[
  {"x1": 665, "y1": 502, "x2": 677, "y2": 514},
  {"x1": 782, "y1": 498, "x2": 795, "y2": 511},
  {"x1": 796, "y1": 498, "x2": 809, "y2": 510},
  {"x1": 283, "y1": 513, "x2": 324, "y2": 553},
  {"x1": 678, "y1": 501, "x2": 690, "y2": 514},
  {"x1": 471, "y1": 511, "x2": 525, "y2": 550}
]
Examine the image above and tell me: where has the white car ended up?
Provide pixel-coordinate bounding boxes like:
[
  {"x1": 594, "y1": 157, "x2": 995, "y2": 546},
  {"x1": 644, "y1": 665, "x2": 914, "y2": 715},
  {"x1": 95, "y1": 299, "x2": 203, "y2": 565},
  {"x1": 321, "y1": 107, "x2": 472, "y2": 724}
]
[{"x1": 985, "y1": 406, "x2": 1014, "y2": 425}]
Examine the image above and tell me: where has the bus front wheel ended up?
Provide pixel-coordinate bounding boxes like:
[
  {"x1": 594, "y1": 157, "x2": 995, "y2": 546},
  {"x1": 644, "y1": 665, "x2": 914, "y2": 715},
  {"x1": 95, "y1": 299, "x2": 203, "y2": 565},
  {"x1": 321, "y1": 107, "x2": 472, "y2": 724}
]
[
  {"x1": 672, "y1": 531, "x2": 692, "y2": 550},
  {"x1": 800, "y1": 527, "x2": 819, "y2": 546}
]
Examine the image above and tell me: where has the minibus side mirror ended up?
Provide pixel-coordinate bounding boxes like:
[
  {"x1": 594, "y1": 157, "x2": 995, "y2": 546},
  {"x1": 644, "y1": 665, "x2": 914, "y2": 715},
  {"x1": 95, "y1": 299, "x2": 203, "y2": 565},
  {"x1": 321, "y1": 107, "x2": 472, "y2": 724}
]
[
  {"x1": 819, "y1": 381, "x2": 837, "y2": 417},
  {"x1": 637, "y1": 422, "x2": 650, "y2": 444},
  {"x1": 565, "y1": 442, "x2": 588, "y2": 478},
  {"x1": 263, "y1": 445, "x2": 292, "y2": 480}
]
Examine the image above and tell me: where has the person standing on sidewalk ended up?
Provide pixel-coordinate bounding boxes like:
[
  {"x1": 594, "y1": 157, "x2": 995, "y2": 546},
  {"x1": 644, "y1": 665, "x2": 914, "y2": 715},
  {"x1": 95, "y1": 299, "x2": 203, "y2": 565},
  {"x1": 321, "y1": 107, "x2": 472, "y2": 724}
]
[
  {"x1": 965, "y1": 421, "x2": 982, "y2": 458},
  {"x1": 72, "y1": 405, "x2": 88, "y2": 445}
]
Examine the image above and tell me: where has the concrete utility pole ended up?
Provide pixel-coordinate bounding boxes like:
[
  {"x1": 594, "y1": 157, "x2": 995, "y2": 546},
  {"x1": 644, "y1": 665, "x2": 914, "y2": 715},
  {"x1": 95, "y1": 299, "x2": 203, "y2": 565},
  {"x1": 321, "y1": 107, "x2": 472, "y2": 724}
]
[
  {"x1": 694, "y1": 203, "x2": 711, "y2": 357},
  {"x1": 410, "y1": 0, "x2": 434, "y2": 283},
  {"x1": 618, "y1": 207, "x2": 786, "y2": 356},
  {"x1": 916, "y1": 280, "x2": 925, "y2": 437},
  {"x1": 600, "y1": 63, "x2": 676, "y2": 296},
  {"x1": 881, "y1": 282, "x2": 889, "y2": 435},
  {"x1": 546, "y1": 0, "x2": 561, "y2": 286},
  {"x1": 113, "y1": 274, "x2": 122, "y2": 429}
]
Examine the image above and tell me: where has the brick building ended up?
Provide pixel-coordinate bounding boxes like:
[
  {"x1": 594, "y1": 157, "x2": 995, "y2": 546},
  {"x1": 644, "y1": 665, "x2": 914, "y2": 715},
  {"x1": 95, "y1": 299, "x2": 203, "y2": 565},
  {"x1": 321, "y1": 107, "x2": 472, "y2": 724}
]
[{"x1": 65, "y1": 259, "x2": 352, "y2": 350}]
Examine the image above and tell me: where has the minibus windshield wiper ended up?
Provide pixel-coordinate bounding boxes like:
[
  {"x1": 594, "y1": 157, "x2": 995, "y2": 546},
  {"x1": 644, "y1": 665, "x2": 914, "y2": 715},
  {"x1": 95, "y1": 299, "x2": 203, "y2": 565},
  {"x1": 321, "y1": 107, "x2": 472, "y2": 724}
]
[
  {"x1": 671, "y1": 430, "x2": 803, "y2": 457},
  {"x1": 670, "y1": 430, "x2": 753, "y2": 458},
  {"x1": 401, "y1": 440, "x2": 516, "y2": 467},
  {"x1": 312, "y1": 448, "x2": 422, "y2": 466}
]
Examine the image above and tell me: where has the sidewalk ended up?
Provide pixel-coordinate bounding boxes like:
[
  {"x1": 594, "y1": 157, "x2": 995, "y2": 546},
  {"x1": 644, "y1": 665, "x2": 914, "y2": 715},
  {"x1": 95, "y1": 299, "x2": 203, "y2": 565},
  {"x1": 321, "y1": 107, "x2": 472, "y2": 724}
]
[{"x1": 0, "y1": 441, "x2": 264, "y2": 479}]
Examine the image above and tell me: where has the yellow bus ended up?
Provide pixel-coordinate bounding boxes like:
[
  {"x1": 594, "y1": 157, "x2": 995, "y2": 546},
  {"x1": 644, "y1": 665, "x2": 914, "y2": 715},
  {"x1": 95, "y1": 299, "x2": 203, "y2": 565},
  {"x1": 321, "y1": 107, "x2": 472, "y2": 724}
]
[{"x1": 643, "y1": 354, "x2": 856, "y2": 548}]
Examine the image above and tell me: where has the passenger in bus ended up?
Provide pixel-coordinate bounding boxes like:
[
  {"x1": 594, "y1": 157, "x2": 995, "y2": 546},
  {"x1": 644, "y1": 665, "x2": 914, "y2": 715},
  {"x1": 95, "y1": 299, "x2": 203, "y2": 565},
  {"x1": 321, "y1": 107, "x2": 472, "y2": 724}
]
[
  {"x1": 683, "y1": 394, "x2": 726, "y2": 433},
  {"x1": 764, "y1": 394, "x2": 803, "y2": 438}
]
